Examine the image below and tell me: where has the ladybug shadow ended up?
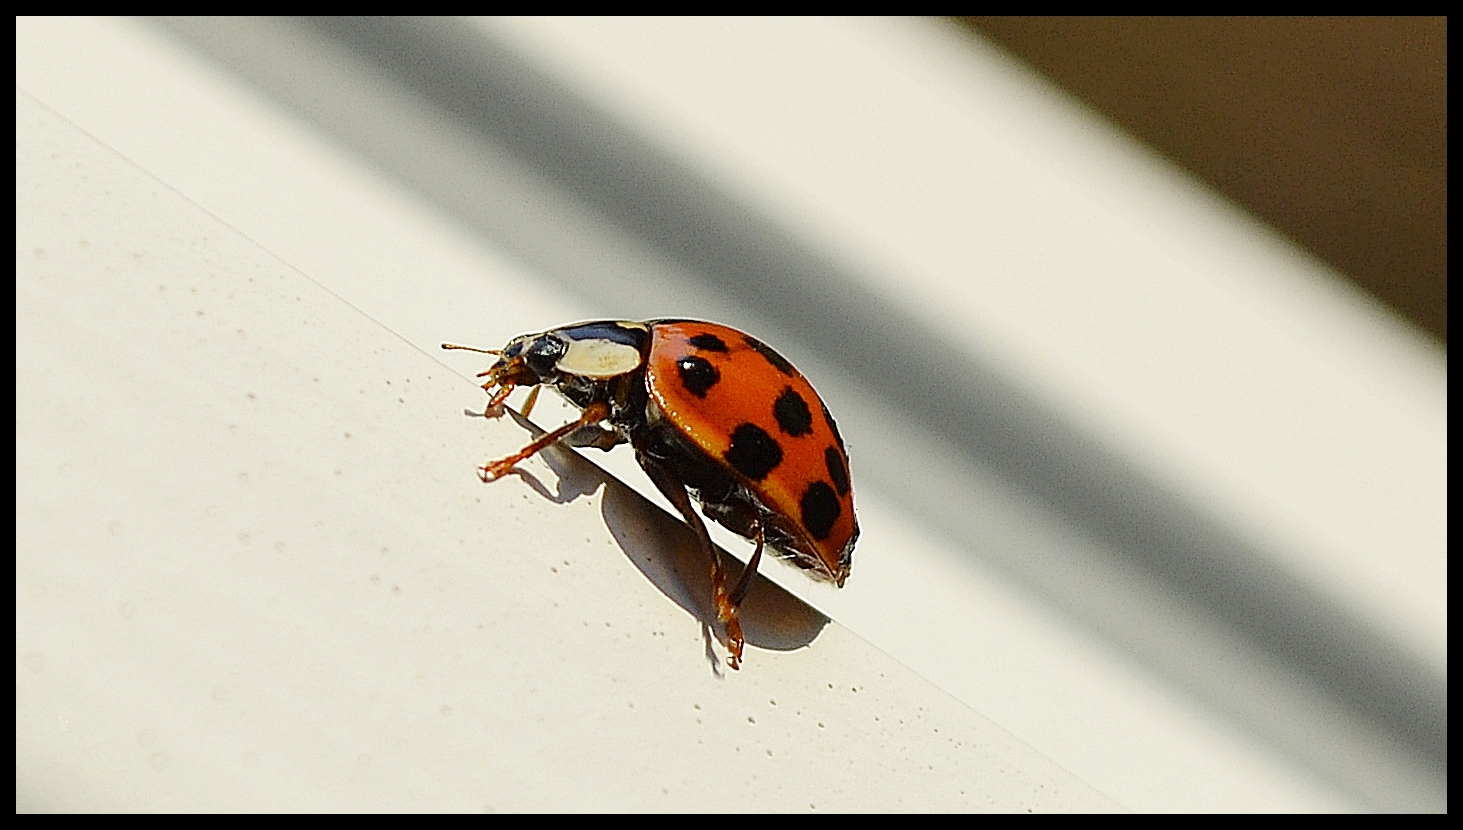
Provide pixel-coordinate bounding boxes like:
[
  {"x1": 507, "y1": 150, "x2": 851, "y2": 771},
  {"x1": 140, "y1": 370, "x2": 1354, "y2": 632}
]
[{"x1": 512, "y1": 412, "x2": 829, "y2": 671}]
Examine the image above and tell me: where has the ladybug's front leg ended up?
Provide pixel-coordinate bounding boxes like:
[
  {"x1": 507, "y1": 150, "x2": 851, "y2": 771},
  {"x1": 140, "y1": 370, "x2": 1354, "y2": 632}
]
[
  {"x1": 479, "y1": 381, "x2": 516, "y2": 418},
  {"x1": 638, "y1": 453, "x2": 746, "y2": 670}
]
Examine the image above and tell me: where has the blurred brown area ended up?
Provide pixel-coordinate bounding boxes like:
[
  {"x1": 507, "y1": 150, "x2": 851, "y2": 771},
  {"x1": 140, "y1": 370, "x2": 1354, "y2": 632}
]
[{"x1": 961, "y1": 17, "x2": 1447, "y2": 344}]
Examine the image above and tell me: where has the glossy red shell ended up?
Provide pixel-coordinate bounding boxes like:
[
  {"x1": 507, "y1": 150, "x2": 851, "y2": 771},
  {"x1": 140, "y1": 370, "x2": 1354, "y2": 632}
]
[{"x1": 645, "y1": 321, "x2": 856, "y2": 584}]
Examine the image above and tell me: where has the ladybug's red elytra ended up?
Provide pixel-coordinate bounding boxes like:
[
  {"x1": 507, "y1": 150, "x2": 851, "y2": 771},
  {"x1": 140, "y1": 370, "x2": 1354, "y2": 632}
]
[{"x1": 443, "y1": 320, "x2": 857, "y2": 669}]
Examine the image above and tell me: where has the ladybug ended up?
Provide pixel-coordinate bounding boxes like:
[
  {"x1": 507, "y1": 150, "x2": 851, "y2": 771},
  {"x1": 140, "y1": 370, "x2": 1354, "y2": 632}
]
[{"x1": 443, "y1": 320, "x2": 857, "y2": 669}]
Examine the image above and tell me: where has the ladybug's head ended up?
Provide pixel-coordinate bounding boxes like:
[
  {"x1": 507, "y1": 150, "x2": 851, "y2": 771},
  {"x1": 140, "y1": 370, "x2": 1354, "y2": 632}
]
[
  {"x1": 486, "y1": 331, "x2": 569, "y2": 387},
  {"x1": 466, "y1": 321, "x2": 652, "y2": 390}
]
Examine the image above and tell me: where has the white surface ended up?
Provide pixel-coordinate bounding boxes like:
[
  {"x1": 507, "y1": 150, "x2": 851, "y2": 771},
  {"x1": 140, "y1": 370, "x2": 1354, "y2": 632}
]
[
  {"x1": 486, "y1": 16, "x2": 1445, "y2": 666},
  {"x1": 16, "y1": 17, "x2": 1445, "y2": 811},
  {"x1": 16, "y1": 93, "x2": 1114, "y2": 813}
]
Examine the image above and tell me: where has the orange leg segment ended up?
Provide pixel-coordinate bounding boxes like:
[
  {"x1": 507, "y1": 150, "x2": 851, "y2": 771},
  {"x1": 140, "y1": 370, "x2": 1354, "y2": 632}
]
[
  {"x1": 638, "y1": 452, "x2": 749, "y2": 669},
  {"x1": 479, "y1": 401, "x2": 611, "y2": 482},
  {"x1": 729, "y1": 520, "x2": 764, "y2": 607},
  {"x1": 477, "y1": 382, "x2": 515, "y2": 418}
]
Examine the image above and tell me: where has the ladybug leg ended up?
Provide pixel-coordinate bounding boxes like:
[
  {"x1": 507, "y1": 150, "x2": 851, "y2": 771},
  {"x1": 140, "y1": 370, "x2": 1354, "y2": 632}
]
[
  {"x1": 479, "y1": 382, "x2": 516, "y2": 418},
  {"x1": 638, "y1": 453, "x2": 746, "y2": 670},
  {"x1": 518, "y1": 385, "x2": 542, "y2": 419},
  {"x1": 565, "y1": 423, "x2": 627, "y2": 451},
  {"x1": 479, "y1": 401, "x2": 610, "y2": 482},
  {"x1": 729, "y1": 517, "x2": 764, "y2": 607}
]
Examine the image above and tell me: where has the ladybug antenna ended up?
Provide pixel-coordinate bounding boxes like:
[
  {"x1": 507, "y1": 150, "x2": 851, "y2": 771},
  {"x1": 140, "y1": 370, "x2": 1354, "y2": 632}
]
[{"x1": 441, "y1": 343, "x2": 502, "y2": 356}]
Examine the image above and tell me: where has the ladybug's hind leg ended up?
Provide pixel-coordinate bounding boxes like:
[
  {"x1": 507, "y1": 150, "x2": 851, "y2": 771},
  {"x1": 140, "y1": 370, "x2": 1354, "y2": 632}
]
[
  {"x1": 729, "y1": 518, "x2": 764, "y2": 607},
  {"x1": 700, "y1": 497, "x2": 764, "y2": 607},
  {"x1": 638, "y1": 452, "x2": 747, "y2": 670}
]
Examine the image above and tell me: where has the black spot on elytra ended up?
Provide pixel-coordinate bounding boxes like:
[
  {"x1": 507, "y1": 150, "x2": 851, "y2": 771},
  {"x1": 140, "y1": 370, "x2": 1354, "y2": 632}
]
[
  {"x1": 773, "y1": 387, "x2": 813, "y2": 437},
  {"x1": 724, "y1": 423, "x2": 783, "y2": 481},
  {"x1": 800, "y1": 481, "x2": 841, "y2": 541},
  {"x1": 825, "y1": 446, "x2": 850, "y2": 496},
  {"x1": 676, "y1": 355, "x2": 720, "y2": 398},
  {"x1": 688, "y1": 333, "x2": 728, "y2": 352},
  {"x1": 822, "y1": 401, "x2": 846, "y2": 453},
  {"x1": 744, "y1": 335, "x2": 794, "y2": 376}
]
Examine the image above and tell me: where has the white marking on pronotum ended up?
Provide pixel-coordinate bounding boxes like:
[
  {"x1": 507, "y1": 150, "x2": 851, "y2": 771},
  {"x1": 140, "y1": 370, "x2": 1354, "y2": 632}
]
[{"x1": 557, "y1": 338, "x2": 643, "y2": 378}]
